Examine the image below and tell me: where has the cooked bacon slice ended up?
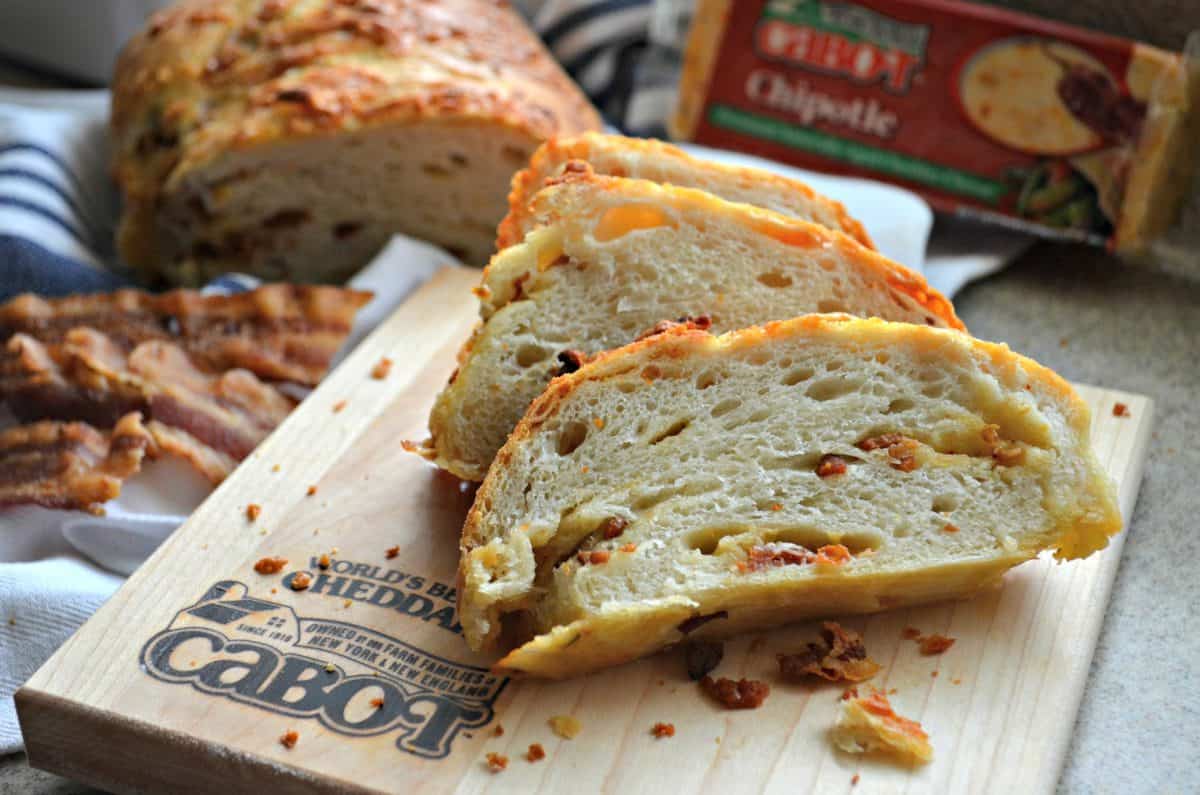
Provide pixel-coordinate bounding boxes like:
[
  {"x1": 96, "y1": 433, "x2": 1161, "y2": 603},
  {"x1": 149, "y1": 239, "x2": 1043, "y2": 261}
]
[
  {"x1": 0, "y1": 284, "x2": 371, "y2": 387},
  {"x1": 0, "y1": 412, "x2": 152, "y2": 514},
  {"x1": 2, "y1": 330, "x2": 291, "y2": 480}
]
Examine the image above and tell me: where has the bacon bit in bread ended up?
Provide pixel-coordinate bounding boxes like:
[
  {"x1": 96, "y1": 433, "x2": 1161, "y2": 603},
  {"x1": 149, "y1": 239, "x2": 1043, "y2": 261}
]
[
  {"x1": 246, "y1": 504, "x2": 262, "y2": 521},
  {"x1": 856, "y1": 433, "x2": 920, "y2": 471},
  {"x1": 577, "y1": 549, "x2": 610, "y2": 565},
  {"x1": 385, "y1": 546, "x2": 399, "y2": 559},
  {"x1": 279, "y1": 730, "x2": 299, "y2": 749},
  {"x1": 832, "y1": 689, "x2": 932, "y2": 764},
  {"x1": 901, "y1": 626, "x2": 922, "y2": 640},
  {"x1": 700, "y1": 676, "x2": 770, "y2": 709},
  {"x1": 306, "y1": 485, "x2": 318, "y2": 496},
  {"x1": 371, "y1": 357, "x2": 393, "y2": 380},
  {"x1": 739, "y1": 541, "x2": 813, "y2": 571},
  {"x1": 601, "y1": 516, "x2": 628, "y2": 539},
  {"x1": 370, "y1": 697, "x2": 385, "y2": 710},
  {"x1": 738, "y1": 542, "x2": 852, "y2": 572},
  {"x1": 943, "y1": 523, "x2": 960, "y2": 533},
  {"x1": 771, "y1": 503, "x2": 783, "y2": 511},
  {"x1": 549, "y1": 715, "x2": 582, "y2": 739},
  {"x1": 778, "y1": 622, "x2": 880, "y2": 683},
  {"x1": 620, "y1": 542, "x2": 637, "y2": 553},
  {"x1": 290, "y1": 571, "x2": 312, "y2": 591},
  {"x1": 525, "y1": 743, "x2": 546, "y2": 762},
  {"x1": 814, "y1": 544, "x2": 852, "y2": 566},
  {"x1": 332, "y1": 399, "x2": 347, "y2": 413},
  {"x1": 1113, "y1": 402, "x2": 1130, "y2": 417},
  {"x1": 684, "y1": 640, "x2": 725, "y2": 680},
  {"x1": 817, "y1": 454, "x2": 848, "y2": 478},
  {"x1": 317, "y1": 553, "x2": 331, "y2": 570},
  {"x1": 254, "y1": 556, "x2": 287, "y2": 575},
  {"x1": 492, "y1": 723, "x2": 504, "y2": 737},
  {"x1": 485, "y1": 752, "x2": 508, "y2": 772},
  {"x1": 918, "y1": 635, "x2": 956, "y2": 655},
  {"x1": 636, "y1": 315, "x2": 713, "y2": 342},
  {"x1": 652, "y1": 722, "x2": 675, "y2": 738},
  {"x1": 981, "y1": 424, "x2": 1024, "y2": 465},
  {"x1": 592, "y1": 417, "x2": 605, "y2": 430}
]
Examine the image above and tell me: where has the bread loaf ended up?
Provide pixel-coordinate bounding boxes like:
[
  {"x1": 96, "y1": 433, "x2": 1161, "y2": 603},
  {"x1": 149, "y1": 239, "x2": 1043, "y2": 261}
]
[
  {"x1": 497, "y1": 132, "x2": 872, "y2": 249},
  {"x1": 457, "y1": 316, "x2": 1121, "y2": 677},
  {"x1": 111, "y1": 0, "x2": 601, "y2": 285},
  {"x1": 426, "y1": 167, "x2": 960, "y2": 481}
]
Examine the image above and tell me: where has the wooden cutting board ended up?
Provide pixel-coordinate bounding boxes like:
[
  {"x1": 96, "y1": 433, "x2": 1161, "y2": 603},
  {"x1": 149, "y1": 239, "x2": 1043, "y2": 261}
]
[{"x1": 15, "y1": 266, "x2": 1153, "y2": 795}]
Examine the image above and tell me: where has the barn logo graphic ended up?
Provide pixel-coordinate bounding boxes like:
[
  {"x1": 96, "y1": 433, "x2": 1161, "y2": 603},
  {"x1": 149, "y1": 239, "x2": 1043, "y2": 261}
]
[{"x1": 139, "y1": 580, "x2": 506, "y2": 759}]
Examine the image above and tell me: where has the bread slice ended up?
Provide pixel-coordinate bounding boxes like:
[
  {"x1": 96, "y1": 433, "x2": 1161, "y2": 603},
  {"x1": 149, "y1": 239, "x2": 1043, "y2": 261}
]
[
  {"x1": 457, "y1": 316, "x2": 1121, "y2": 677},
  {"x1": 497, "y1": 132, "x2": 872, "y2": 250},
  {"x1": 111, "y1": 0, "x2": 601, "y2": 284},
  {"x1": 426, "y1": 169, "x2": 962, "y2": 481}
]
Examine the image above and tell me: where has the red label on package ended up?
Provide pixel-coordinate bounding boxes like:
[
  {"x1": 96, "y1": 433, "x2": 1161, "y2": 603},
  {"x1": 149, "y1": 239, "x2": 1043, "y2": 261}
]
[{"x1": 685, "y1": 0, "x2": 1164, "y2": 244}]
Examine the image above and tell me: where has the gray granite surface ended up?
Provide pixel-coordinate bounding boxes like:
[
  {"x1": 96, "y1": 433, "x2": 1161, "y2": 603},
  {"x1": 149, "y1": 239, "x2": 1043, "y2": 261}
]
[{"x1": 2, "y1": 242, "x2": 1197, "y2": 793}]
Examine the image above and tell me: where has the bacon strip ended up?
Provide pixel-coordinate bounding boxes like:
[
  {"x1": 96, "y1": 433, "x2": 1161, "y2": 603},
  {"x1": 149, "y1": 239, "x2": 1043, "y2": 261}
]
[
  {"x1": 0, "y1": 285, "x2": 370, "y2": 489},
  {"x1": 0, "y1": 284, "x2": 371, "y2": 387},
  {"x1": 0, "y1": 412, "x2": 153, "y2": 514}
]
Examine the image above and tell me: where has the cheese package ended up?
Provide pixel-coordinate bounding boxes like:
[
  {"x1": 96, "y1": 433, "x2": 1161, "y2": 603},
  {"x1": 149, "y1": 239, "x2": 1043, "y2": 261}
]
[{"x1": 672, "y1": 0, "x2": 1200, "y2": 265}]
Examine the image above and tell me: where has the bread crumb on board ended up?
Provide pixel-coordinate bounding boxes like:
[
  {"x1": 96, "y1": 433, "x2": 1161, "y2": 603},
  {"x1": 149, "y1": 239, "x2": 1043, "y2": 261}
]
[
  {"x1": 279, "y1": 730, "x2": 299, "y2": 750},
  {"x1": 485, "y1": 751, "x2": 508, "y2": 772},
  {"x1": 306, "y1": 485, "x2": 318, "y2": 496},
  {"x1": 386, "y1": 545, "x2": 400, "y2": 559},
  {"x1": 371, "y1": 357, "x2": 393, "y2": 379},
  {"x1": 1113, "y1": 402, "x2": 1131, "y2": 417},
  {"x1": 332, "y1": 399, "x2": 348, "y2": 413},
  {"x1": 651, "y1": 722, "x2": 675, "y2": 738},
  {"x1": 290, "y1": 572, "x2": 312, "y2": 591},
  {"x1": 549, "y1": 714, "x2": 582, "y2": 739},
  {"x1": 253, "y1": 556, "x2": 288, "y2": 575},
  {"x1": 699, "y1": 676, "x2": 770, "y2": 709},
  {"x1": 526, "y1": 743, "x2": 546, "y2": 762},
  {"x1": 919, "y1": 635, "x2": 956, "y2": 655},
  {"x1": 832, "y1": 689, "x2": 932, "y2": 765},
  {"x1": 246, "y1": 504, "x2": 261, "y2": 522},
  {"x1": 777, "y1": 622, "x2": 880, "y2": 683},
  {"x1": 492, "y1": 723, "x2": 504, "y2": 737}
]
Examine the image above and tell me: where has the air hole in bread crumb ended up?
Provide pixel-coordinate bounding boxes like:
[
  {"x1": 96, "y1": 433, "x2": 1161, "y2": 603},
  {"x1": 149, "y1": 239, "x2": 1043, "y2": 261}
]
[
  {"x1": 502, "y1": 145, "x2": 529, "y2": 165},
  {"x1": 818, "y1": 299, "x2": 847, "y2": 313},
  {"x1": 421, "y1": 163, "x2": 451, "y2": 178},
  {"x1": 757, "y1": 271, "x2": 793, "y2": 288},
  {"x1": 649, "y1": 417, "x2": 691, "y2": 445},
  {"x1": 781, "y1": 367, "x2": 815, "y2": 386},
  {"x1": 806, "y1": 376, "x2": 861, "y2": 402},
  {"x1": 711, "y1": 398, "x2": 742, "y2": 417},
  {"x1": 886, "y1": 398, "x2": 914, "y2": 414},
  {"x1": 932, "y1": 494, "x2": 959, "y2": 513},
  {"x1": 696, "y1": 370, "x2": 720, "y2": 389},
  {"x1": 893, "y1": 525, "x2": 912, "y2": 538},
  {"x1": 516, "y1": 344, "x2": 552, "y2": 367},
  {"x1": 557, "y1": 421, "x2": 589, "y2": 455},
  {"x1": 921, "y1": 384, "x2": 944, "y2": 398}
]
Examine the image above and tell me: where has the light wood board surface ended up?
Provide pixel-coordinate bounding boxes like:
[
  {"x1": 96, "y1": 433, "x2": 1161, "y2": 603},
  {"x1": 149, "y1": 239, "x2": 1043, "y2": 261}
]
[{"x1": 15, "y1": 265, "x2": 1154, "y2": 794}]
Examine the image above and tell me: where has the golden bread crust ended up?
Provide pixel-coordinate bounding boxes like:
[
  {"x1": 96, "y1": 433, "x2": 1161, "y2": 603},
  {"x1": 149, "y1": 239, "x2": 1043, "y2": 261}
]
[
  {"x1": 111, "y1": 0, "x2": 601, "y2": 274},
  {"x1": 496, "y1": 131, "x2": 873, "y2": 249},
  {"x1": 458, "y1": 315, "x2": 1123, "y2": 671}
]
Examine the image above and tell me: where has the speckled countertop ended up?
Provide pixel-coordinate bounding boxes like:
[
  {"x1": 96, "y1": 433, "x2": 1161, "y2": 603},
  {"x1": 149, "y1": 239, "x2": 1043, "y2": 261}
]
[{"x1": 2, "y1": 242, "x2": 1197, "y2": 793}]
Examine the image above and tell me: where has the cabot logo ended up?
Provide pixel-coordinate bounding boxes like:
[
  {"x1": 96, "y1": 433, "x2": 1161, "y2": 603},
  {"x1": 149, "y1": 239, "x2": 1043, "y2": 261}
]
[
  {"x1": 756, "y1": 0, "x2": 930, "y2": 93},
  {"x1": 140, "y1": 580, "x2": 507, "y2": 759}
]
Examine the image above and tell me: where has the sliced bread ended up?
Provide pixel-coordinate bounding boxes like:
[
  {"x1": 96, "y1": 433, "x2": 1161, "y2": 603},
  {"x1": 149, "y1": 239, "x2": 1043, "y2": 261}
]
[
  {"x1": 497, "y1": 132, "x2": 872, "y2": 250},
  {"x1": 458, "y1": 316, "x2": 1121, "y2": 677},
  {"x1": 425, "y1": 168, "x2": 961, "y2": 481}
]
